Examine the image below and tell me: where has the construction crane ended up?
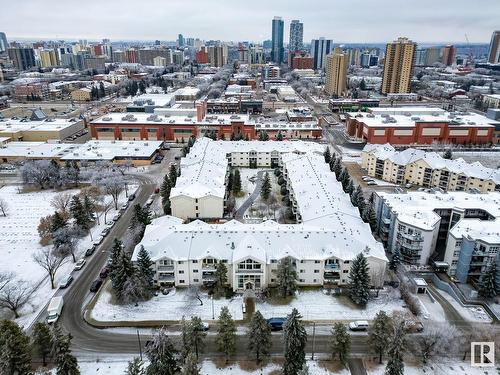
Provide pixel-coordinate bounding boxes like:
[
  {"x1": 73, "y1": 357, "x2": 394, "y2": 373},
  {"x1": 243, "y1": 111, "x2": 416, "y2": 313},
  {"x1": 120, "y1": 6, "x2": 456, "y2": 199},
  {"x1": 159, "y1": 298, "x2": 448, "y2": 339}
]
[{"x1": 464, "y1": 33, "x2": 474, "y2": 66}]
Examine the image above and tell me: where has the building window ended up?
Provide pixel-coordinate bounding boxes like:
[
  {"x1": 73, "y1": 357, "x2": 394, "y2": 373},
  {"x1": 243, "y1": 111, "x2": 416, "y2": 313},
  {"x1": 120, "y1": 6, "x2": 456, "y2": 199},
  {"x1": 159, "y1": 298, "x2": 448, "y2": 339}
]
[
  {"x1": 299, "y1": 270, "x2": 305, "y2": 273},
  {"x1": 193, "y1": 269, "x2": 198, "y2": 273},
  {"x1": 270, "y1": 259, "x2": 277, "y2": 263},
  {"x1": 343, "y1": 270, "x2": 348, "y2": 274},
  {"x1": 314, "y1": 260, "x2": 321, "y2": 264},
  {"x1": 178, "y1": 261, "x2": 184, "y2": 264},
  {"x1": 193, "y1": 278, "x2": 199, "y2": 282},
  {"x1": 314, "y1": 270, "x2": 319, "y2": 273},
  {"x1": 179, "y1": 270, "x2": 184, "y2": 274},
  {"x1": 192, "y1": 260, "x2": 198, "y2": 263},
  {"x1": 179, "y1": 280, "x2": 185, "y2": 283},
  {"x1": 343, "y1": 260, "x2": 350, "y2": 264},
  {"x1": 299, "y1": 279, "x2": 305, "y2": 283}
]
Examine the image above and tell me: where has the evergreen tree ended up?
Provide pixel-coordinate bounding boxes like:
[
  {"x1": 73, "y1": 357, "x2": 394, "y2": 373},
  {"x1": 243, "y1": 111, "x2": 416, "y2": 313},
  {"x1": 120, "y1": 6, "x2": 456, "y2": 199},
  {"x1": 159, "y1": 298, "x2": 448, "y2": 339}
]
[
  {"x1": 384, "y1": 323, "x2": 406, "y2": 375},
  {"x1": 52, "y1": 325, "x2": 80, "y2": 375},
  {"x1": 351, "y1": 185, "x2": 363, "y2": 207},
  {"x1": 214, "y1": 262, "x2": 228, "y2": 297},
  {"x1": 182, "y1": 352, "x2": 200, "y2": 375},
  {"x1": 329, "y1": 158, "x2": 335, "y2": 172},
  {"x1": 160, "y1": 174, "x2": 172, "y2": 199},
  {"x1": 216, "y1": 306, "x2": 236, "y2": 362},
  {"x1": 162, "y1": 198, "x2": 172, "y2": 215},
  {"x1": 111, "y1": 251, "x2": 136, "y2": 300},
  {"x1": 333, "y1": 158, "x2": 343, "y2": 180},
  {"x1": 276, "y1": 131, "x2": 284, "y2": 141},
  {"x1": 331, "y1": 322, "x2": 351, "y2": 366},
  {"x1": 0, "y1": 319, "x2": 32, "y2": 375},
  {"x1": 443, "y1": 149, "x2": 452, "y2": 160},
  {"x1": 83, "y1": 195, "x2": 95, "y2": 223},
  {"x1": 70, "y1": 195, "x2": 88, "y2": 230},
  {"x1": 189, "y1": 316, "x2": 207, "y2": 359},
  {"x1": 125, "y1": 357, "x2": 145, "y2": 375},
  {"x1": 180, "y1": 317, "x2": 191, "y2": 361},
  {"x1": 341, "y1": 169, "x2": 351, "y2": 192},
  {"x1": 389, "y1": 248, "x2": 401, "y2": 271},
  {"x1": 169, "y1": 164, "x2": 178, "y2": 186},
  {"x1": 226, "y1": 170, "x2": 233, "y2": 193},
  {"x1": 478, "y1": 263, "x2": 498, "y2": 298},
  {"x1": 146, "y1": 328, "x2": 179, "y2": 375},
  {"x1": 283, "y1": 308, "x2": 307, "y2": 375},
  {"x1": 368, "y1": 311, "x2": 393, "y2": 364},
  {"x1": 363, "y1": 205, "x2": 377, "y2": 231},
  {"x1": 51, "y1": 211, "x2": 67, "y2": 233},
  {"x1": 324, "y1": 147, "x2": 331, "y2": 163},
  {"x1": 245, "y1": 133, "x2": 250, "y2": 141},
  {"x1": 348, "y1": 253, "x2": 371, "y2": 306},
  {"x1": 368, "y1": 192, "x2": 375, "y2": 206},
  {"x1": 131, "y1": 204, "x2": 152, "y2": 228},
  {"x1": 136, "y1": 245, "x2": 155, "y2": 289},
  {"x1": 109, "y1": 238, "x2": 123, "y2": 273},
  {"x1": 276, "y1": 257, "x2": 298, "y2": 298},
  {"x1": 248, "y1": 310, "x2": 271, "y2": 362},
  {"x1": 259, "y1": 131, "x2": 269, "y2": 141},
  {"x1": 261, "y1": 172, "x2": 271, "y2": 201},
  {"x1": 32, "y1": 322, "x2": 53, "y2": 367},
  {"x1": 357, "y1": 188, "x2": 366, "y2": 215},
  {"x1": 346, "y1": 179, "x2": 354, "y2": 195},
  {"x1": 99, "y1": 82, "x2": 106, "y2": 98},
  {"x1": 232, "y1": 169, "x2": 242, "y2": 195}
]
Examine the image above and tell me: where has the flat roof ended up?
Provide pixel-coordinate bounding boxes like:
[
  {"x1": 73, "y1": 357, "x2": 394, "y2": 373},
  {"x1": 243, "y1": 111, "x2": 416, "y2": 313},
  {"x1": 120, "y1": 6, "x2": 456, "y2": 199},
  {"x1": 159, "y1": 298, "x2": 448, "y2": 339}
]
[
  {"x1": 92, "y1": 113, "x2": 250, "y2": 126},
  {"x1": 0, "y1": 118, "x2": 83, "y2": 133}
]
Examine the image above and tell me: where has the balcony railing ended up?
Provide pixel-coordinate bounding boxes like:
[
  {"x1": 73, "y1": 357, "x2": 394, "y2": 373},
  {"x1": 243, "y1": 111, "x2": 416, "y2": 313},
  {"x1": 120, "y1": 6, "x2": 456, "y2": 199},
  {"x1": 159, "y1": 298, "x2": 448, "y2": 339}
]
[
  {"x1": 235, "y1": 268, "x2": 263, "y2": 274},
  {"x1": 400, "y1": 232, "x2": 424, "y2": 242},
  {"x1": 157, "y1": 265, "x2": 174, "y2": 271},
  {"x1": 324, "y1": 264, "x2": 340, "y2": 270},
  {"x1": 158, "y1": 275, "x2": 175, "y2": 281},
  {"x1": 202, "y1": 264, "x2": 216, "y2": 270}
]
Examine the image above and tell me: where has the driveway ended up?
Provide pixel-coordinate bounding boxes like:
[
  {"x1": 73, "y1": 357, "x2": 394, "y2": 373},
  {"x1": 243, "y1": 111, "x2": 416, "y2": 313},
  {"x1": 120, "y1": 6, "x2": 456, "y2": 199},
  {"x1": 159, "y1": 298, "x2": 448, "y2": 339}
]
[{"x1": 234, "y1": 170, "x2": 265, "y2": 221}]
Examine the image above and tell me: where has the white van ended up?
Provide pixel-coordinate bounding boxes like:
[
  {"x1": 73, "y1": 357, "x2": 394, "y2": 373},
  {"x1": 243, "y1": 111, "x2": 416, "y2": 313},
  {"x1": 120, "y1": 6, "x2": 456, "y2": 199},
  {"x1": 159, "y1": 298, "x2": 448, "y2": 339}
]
[
  {"x1": 47, "y1": 296, "x2": 64, "y2": 324},
  {"x1": 348, "y1": 320, "x2": 369, "y2": 331}
]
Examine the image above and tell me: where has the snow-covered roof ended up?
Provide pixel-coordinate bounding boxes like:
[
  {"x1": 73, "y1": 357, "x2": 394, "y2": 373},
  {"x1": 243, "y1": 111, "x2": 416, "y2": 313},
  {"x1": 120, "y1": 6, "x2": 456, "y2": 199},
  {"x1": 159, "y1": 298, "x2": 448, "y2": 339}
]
[
  {"x1": 363, "y1": 144, "x2": 500, "y2": 184},
  {"x1": 449, "y1": 218, "x2": 500, "y2": 244},
  {"x1": 0, "y1": 117, "x2": 83, "y2": 133},
  {"x1": 377, "y1": 191, "x2": 500, "y2": 231}
]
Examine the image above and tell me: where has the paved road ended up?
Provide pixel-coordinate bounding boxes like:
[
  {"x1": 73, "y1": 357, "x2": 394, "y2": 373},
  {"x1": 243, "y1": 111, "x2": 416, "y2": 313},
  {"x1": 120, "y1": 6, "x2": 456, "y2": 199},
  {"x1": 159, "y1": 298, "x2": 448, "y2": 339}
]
[
  {"x1": 234, "y1": 170, "x2": 265, "y2": 221},
  {"x1": 348, "y1": 358, "x2": 368, "y2": 375}
]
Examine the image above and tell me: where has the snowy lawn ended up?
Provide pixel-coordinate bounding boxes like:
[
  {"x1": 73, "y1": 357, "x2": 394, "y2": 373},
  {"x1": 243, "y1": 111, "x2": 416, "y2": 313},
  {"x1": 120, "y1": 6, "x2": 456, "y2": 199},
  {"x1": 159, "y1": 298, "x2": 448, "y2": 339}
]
[
  {"x1": 233, "y1": 168, "x2": 271, "y2": 210},
  {"x1": 417, "y1": 293, "x2": 447, "y2": 322},
  {"x1": 65, "y1": 359, "x2": 350, "y2": 375},
  {"x1": 91, "y1": 287, "x2": 405, "y2": 323},
  {"x1": 453, "y1": 151, "x2": 500, "y2": 169},
  {"x1": 434, "y1": 288, "x2": 492, "y2": 323},
  {"x1": 0, "y1": 184, "x2": 135, "y2": 328},
  {"x1": 364, "y1": 358, "x2": 494, "y2": 375}
]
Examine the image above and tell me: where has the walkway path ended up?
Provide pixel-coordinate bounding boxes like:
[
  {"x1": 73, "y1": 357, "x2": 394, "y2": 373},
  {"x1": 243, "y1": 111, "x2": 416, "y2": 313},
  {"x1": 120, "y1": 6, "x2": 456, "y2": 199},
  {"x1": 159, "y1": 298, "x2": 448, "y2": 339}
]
[{"x1": 234, "y1": 170, "x2": 265, "y2": 221}]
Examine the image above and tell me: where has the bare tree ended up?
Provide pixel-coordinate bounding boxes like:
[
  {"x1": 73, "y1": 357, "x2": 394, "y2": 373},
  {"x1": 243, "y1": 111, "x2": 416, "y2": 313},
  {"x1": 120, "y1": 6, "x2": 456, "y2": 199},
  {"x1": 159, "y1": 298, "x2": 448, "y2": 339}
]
[
  {"x1": 412, "y1": 323, "x2": 459, "y2": 364},
  {"x1": 33, "y1": 248, "x2": 67, "y2": 289},
  {"x1": 0, "y1": 272, "x2": 13, "y2": 292},
  {"x1": 52, "y1": 226, "x2": 84, "y2": 263},
  {"x1": 102, "y1": 199, "x2": 114, "y2": 223},
  {"x1": 0, "y1": 198, "x2": 8, "y2": 217},
  {"x1": 50, "y1": 192, "x2": 73, "y2": 213},
  {"x1": 0, "y1": 278, "x2": 33, "y2": 318},
  {"x1": 94, "y1": 174, "x2": 124, "y2": 210}
]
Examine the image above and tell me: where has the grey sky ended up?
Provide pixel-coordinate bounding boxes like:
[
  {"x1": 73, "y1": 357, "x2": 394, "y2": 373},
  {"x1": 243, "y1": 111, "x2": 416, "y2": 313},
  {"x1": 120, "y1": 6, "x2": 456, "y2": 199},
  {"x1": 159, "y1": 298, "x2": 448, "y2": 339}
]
[{"x1": 1, "y1": 0, "x2": 497, "y2": 43}]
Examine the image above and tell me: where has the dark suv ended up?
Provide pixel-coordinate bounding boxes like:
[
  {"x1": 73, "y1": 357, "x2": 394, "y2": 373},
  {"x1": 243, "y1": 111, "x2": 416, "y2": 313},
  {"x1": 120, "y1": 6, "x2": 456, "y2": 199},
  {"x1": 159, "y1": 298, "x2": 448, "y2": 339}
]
[
  {"x1": 89, "y1": 279, "x2": 103, "y2": 292},
  {"x1": 267, "y1": 317, "x2": 287, "y2": 331}
]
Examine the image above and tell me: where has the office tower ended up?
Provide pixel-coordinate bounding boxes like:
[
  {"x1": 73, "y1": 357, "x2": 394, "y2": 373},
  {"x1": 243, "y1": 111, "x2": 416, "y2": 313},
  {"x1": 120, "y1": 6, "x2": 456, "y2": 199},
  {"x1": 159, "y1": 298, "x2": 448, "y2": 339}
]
[
  {"x1": 8, "y1": 47, "x2": 36, "y2": 70},
  {"x1": 271, "y1": 16, "x2": 284, "y2": 64},
  {"x1": 415, "y1": 49, "x2": 426, "y2": 66},
  {"x1": 178, "y1": 34, "x2": 185, "y2": 47},
  {"x1": 360, "y1": 53, "x2": 371, "y2": 68},
  {"x1": 250, "y1": 46, "x2": 264, "y2": 64},
  {"x1": 441, "y1": 45, "x2": 456, "y2": 66},
  {"x1": 325, "y1": 51, "x2": 348, "y2": 97},
  {"x1": 0, "y1": 32, "x2": 8, "y2": 53},
  {"x1": 424, "y1": 46, "x2": 440, "y2": 66},
  {"x1": 208, "y1": 45, "x2": 227, "y2": 67},
  {"x1": 39, "y1": 49, "x2": 59, "y2": 68},
  {"x1": 346, "y1": 48, "x2": 361, "y2": 66},
  {"x1": 172, "y1": 50, "x2": 184, "y2": 65},
  {"x1": 310, "y1": 37, "x2": 333, "y2": 70},
  {"x1": 381, "y1": 37, "x2": 416, "y2": 95},
  {"x1": 487, "y1": 31, "x2": 500, "y2": 64},
  {"x1": 289, "y1": 19, "x2": 303, "y2": 52}
]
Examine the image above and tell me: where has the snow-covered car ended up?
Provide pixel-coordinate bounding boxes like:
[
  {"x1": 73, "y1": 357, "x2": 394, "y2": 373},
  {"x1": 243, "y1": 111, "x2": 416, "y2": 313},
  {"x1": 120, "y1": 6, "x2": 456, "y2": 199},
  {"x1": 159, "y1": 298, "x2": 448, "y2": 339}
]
[
  {"x1": 101, "y1": 227, "x2": 110, "y2": 236},
  {"x1": 59, "y1": 274, "x2": 74, "y2": 289},
  {"x1": 112, "y1": 213, "x2": 121, "y2": 221},
  {"x1": 74, "y1": 259, "x2": 86, "y2": 271},
  {"x1": 366, "y1": 181, "x2": 377, "y2": 186},
  {"x1": 93, "y1": 236, "x2": 104, "y2": 246},
  {"x1": 348, "y1": 321, "x2": 369, "y2": 331}
]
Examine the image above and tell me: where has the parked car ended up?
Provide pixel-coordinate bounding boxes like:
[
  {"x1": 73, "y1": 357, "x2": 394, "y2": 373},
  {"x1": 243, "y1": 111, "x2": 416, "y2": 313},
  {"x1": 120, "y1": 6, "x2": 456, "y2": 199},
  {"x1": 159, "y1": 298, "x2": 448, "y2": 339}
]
[
  {"x1": 113, "y1": 213, "x2": 121, "y2": 222},
  {"x1": 101, "y1": 227, "x2": 110, "y2": 236},
  {"x1": 128, "y1": 193, "x2": 136, "y2": 201},
  {"x1": 267, "y1": 317, "x2": 287, "y2": 331},
  {"x1": 85, "y1": 246, "x2": 96, "y2": 257},
  {"x1": 366, "y1": 181, "x2": 377, "y2": 186},
  {"x1": 361, "y1": 176, "x2": 373, "y2": 182},
  {"x1": 59, "y1": 275, "x2": 74, "y2": 289},
  {"x1": 74, "y1": 259, "x2": 86, "y2": 271},
  {"x1": 348, "y1": 320, "x2": 369, "y2": 331},
  {"x1": 93, "y1": 236, "x2": 104, "y2": 246},
  {"x1": 89, "y1": 279, "x2": 103, "y2": 292},
  {"x1": 404, "y1": 320, "x2": 424, "y2": 333},
  {"x1": 145, "y1": 197, "x2": 154, "y2": 207},
  {"x1": 99, "y1": 267, "x2": 110, "y2": 279},
  {"x1": 405, "y1": 183, "x2": 413, "y2": 189},
  {"x1": 174, "y1": 155, "x2": 181, "y2": 160},
  {"x1": 154, "y1": 187, "x2": 160, "y2": 194}
]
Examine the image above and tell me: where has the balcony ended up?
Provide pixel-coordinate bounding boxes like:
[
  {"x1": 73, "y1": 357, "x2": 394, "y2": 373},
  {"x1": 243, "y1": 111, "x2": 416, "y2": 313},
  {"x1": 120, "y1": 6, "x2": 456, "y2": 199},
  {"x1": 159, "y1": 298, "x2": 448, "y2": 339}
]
[
  {"x1": 382, "y1": 217, "x2": 391, "y2": 225},
  {"x1": 324, "y1": 263, "x2": 340, "y2": 270},
  {"x1": 236, "y1": 268, "x2": 263, "y2": 274},
  {"x1": 202, "y1": 273, "x2": 215, "y2": 282},
  {"x1": 202, "y1": 264, "x2": 216, "y2": 271},
  {"x1": 157, "y1": 265, "x2": 174, "y2": 271},
  {"x1": 400, "y1": 232, "x2": 423, "y2": 242},
  {"x1": 157, "y1": 274, "x2": 175, "y2": 282},
  {"x1": 398, "y1": 241, "x2": 423, "y2": 251}
]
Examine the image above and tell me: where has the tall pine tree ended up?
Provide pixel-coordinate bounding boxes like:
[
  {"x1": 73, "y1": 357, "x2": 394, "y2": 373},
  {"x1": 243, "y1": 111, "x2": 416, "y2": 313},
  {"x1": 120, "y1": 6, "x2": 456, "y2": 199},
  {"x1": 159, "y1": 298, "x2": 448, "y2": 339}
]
[
  {"x1": 283, "y1": 308, "x2": 307, "y2": 375},
  {"x1": 169, "y1": 164, "x2": 178, "y2": 186},
  {"x1": 216, "y1": 306, "x2": 236, "y2": 362},
  {"x1": 389, "y1": 248, "x2": 401, "y2": 271},
  {"x1": 146, "y1": 328, "x2": 179, "y2": 375},
  {"x1": 384, "y1": 322, "x2": 406, "y2": 375},
  {"x1": 125, "y1": 357, "x2": 145, "y2": 375},
  {"x1": 52, "y1": 325, "x2": 80, "y2": 375},
  {"x1": 276, "y1": 257, "x2": 298, "y2": 298},
  {"x1": 478, "y1": 263, "x2": 498, "y2": 298},
  {"x1": 0, "y1": 319, "x2": 32, "y2": 375},
  {"x1": 248, "y1": 310, "x2": 271, "y2": 362},
  {"x1": 214, "y1": 262, "x2": 228, "y2": 298},
  {"x1": 261, "y1": 172, "x2": 271, "y2": 201},
  {"x1": 136, "y1": 245, "x2": 155, "y2": 289},
  {"x1": 324, "y1": 147, "x2": 331, "y2": 163},
  {"x1": 189, "y1": 316, "x2": 207, "y2": 359},
  {"x1": 182, "y1": 352, "x2": 200, "y2": 375},
  {"x1": 348, "y1": 253, "x2": 371, "y2": 306},
  {"x1": 232, "y1": 169, "x2": 242, "y2": 195},
  {"x1": 111, "y1": 251, "x2": 136, "y2": 301},
  {"x1": 32, "y1": 322, "x2": 53, "y2": 367}
]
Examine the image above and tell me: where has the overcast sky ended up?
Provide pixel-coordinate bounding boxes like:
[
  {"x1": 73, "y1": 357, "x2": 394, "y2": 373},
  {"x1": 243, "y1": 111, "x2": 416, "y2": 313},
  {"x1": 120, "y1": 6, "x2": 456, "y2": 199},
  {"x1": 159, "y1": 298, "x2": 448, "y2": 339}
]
[{"x1": 1, "y1": 0, "x2": 497, "y2": 43}]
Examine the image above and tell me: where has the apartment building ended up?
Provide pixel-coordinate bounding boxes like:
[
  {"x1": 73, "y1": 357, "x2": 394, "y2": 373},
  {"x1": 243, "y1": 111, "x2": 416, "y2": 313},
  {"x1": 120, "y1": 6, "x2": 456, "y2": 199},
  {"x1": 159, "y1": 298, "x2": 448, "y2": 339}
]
[
  {"x1": 361, "y1": 144, "x2": 500, "y2": 192},
  {"x1": 134, "y1": 142, "x2": 387, "y2": 291},
  {"x1": 375, "y1": 191, "x2": 500, "y2": 283},
  {"x1": 325, "y1": 51, "x2": 348, "y2": 97},
  {"x1": 381, "y1": 37, "x2": 416, "y2": 95}
]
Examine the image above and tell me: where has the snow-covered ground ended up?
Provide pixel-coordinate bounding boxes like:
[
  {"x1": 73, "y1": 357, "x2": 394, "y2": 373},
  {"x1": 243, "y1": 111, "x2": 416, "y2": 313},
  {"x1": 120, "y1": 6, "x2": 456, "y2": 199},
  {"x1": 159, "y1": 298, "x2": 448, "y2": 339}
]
[
  {"x1": 0, "y1": 184, "x2": 135, "y2": 328},
  {"x1": 233, "y1": 168, "x2": 270, "y2": 210},
  {"x1": 65, "y1": 359, "x2": 351, "y2": 375},
  {"x1": 91, "y1": 287, "x2": 406, "y2": 323},
  {"x1": 337, "y1": 146, "x2": 362, "y2": 163},
  {"x1": 434, "y1": 289, "x2": 492, "y2": 323},
  {"x1": 365, "y1": 359, "x2": 493, "y2": 375}
]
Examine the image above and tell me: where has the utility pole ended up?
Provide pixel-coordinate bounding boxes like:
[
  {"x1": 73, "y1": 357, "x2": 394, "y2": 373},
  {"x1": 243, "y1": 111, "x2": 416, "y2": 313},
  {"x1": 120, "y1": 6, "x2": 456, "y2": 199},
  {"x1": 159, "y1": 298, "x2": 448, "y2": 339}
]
[
  {"x1": 211, "y1": 296, "x2": 215, "y2": 320},
  {"x1": 137, "y1": 330, "x2": 143, "y2": 361},
  {"x1": 311, "y1": 322, "x2": 316, "y2": 360}
]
